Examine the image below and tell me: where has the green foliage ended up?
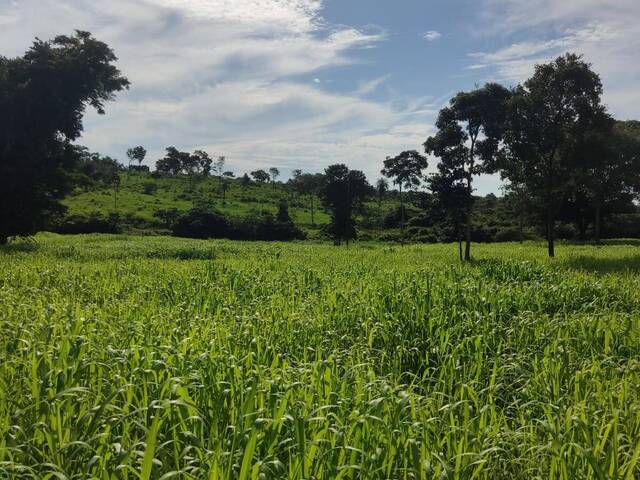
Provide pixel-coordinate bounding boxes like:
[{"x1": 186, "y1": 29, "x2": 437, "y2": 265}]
[
  {"x1": 1, "y1": 235, "x2": 639, "y2": 478},
  {"x1": 0, "y1": 31, "x2": 129, "y2": 243}
]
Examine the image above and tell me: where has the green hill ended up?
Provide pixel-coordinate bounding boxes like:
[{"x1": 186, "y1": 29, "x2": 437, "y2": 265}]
[{"x1": 61, "y1": 173, "x2": 401, "y2": 237}]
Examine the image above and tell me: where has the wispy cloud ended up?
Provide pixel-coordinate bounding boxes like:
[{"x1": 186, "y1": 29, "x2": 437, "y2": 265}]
[
  {"x1": 0, "y1": 0, "x2": 429, "y2": 181},
  {"x1": 423, "y1": 30, "x2": 442, "y2": 41},
  {"x1": 472, "y1": 1, "x2": 640, "y2": 119}
]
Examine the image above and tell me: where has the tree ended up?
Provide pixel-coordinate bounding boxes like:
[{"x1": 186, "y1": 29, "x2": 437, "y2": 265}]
[
  {"x1": 503, "y1": 54, "x2": 608, "y2": 257},
  {"x1": 251, "y1": 169, "x2": 270, "y2": 184},
  {"x1": 269, "y1": 167, "x2": 280, "y2": 190},
  {"x1": 579, "y1": 119, "x2": 640, "y2": 242},
  {"x1": 293, "y1": 173, "x2": 324, "y2": 225},
  {"x1": 425, "y1": 83, "x2": 510, "y2": 260},
  {"x1": 428, "y1": 169, "x2": 470, "y2": 261},
  {"x1": 214, "y1": 156, "x2": 226, "y2": 181},
  {"x1": 375, "y1": 178, "x2": 388, "y2": 218},
  {"x1": 156, "y1": 147, "x2": 186, "y2": 176},
  {"x1": 241, "y1": 173, "x2": 252, "y2": 189},
  {"x1": 319, "y1": 164, "x2": 371, "y2": 245},
  {"x1": 381, "y1": 150, "x2": 428, "y2": 241},
  {"x1": 0, "y1": 31, "x2": 129, "y2": 243},
  {"x1": 220, "y1": 172, "x2": 234, "y2": 204},
  {"x1": 126, "y1": 146, "x2": 147, "y2": 172},
  {"x1": 192, "y1": 150, "x2": 213, "y2": 178}
]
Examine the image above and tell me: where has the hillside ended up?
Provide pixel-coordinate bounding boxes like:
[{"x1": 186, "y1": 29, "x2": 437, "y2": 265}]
[{"x1": 61, "y1": 173, "x2": 402, "y2": 236}]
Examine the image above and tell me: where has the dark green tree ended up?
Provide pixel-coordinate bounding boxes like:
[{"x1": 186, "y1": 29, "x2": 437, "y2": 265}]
[
  {"x1": 425, "y1": 83, "x2": 510, "y2": 260},
  {"x1": 251, "y1": 169, "x2": 270, "y2": 184},
  {"x1": 126, "y1": 146, "x2": 147, "y2": 172},
  {"x1": 0, "y1": 31, "x2": 129, "y2": 243},
  {"x1": 503, "y1": 54, "x2": 608, "y2": 256},
  {"x1": 319, "y1": 164, "x2": 371, "y2": 245}
]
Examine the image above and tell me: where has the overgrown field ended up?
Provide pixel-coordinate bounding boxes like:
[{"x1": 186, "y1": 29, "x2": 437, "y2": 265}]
[{"x1": 1, "y1": 235, "x2": 639, "y2": 479}]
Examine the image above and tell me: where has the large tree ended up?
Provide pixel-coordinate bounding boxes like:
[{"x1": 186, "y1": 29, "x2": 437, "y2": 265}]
[
  {"x1": 0, "y1": 31, "x2": 129, "y2": 243},
  {"x1": 381, "y1": 150, "x2": 428, "y2": 241},
  {"x1": 503, "y1": 54, "x2": 607, "y2": 257},
  {"x1": 319, "y1": 164, "x2": 371, "y2": 245},
  {"x1": 425, "y1": 83, "x2": 510, "y2": 260},
  {"x1": 579, "y1": 120, "x2": 640, "y2": 242}
]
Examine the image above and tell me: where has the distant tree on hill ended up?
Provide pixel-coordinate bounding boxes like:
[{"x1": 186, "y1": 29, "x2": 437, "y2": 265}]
[
  {"x1": 269, "y1": 167, "x2": 280, "y2": 189},
  {"x1": 126, "y1": 146, "x2": 147, "y2": 172},
  {"x1": 319, "y1": 164, "x2": 371, "y2": 245},
  {"x1": 425, "y1": 83, "x2": 510, "y2": 260},
  {"x1": 375, "y1": 178, "x2": 388, "y2": 219},
  {"x1": 251, "y1": 169, "x2": 270, "y2": 184},
  {"x1": 156, "y1": 147, "x2": 186, "y2": 175},
  {"x1": 193, "y1": 150, "x2": 213, "y2": 178},
  {"x1": 381, "y1": 150, "x2": 428, "y2": 241},
  {"x1": 0, "y1": 31, "x2": 129, "y2": 243},
  {"x1": 292, "y1": 172, "x2": 324, "y2": 225},
  {"x1": 241, "y1": 173, "x2": 252, "y2": 189}
]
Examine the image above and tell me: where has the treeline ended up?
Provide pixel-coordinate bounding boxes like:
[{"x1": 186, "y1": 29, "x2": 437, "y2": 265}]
[{"x1": 2, "y1": 32, "x2": 639, "y2": 258}]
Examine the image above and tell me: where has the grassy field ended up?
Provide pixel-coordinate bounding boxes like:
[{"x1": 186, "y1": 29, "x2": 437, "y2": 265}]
[{"x1": 1, "y1": 235, "x2": 639, "y2": 479}]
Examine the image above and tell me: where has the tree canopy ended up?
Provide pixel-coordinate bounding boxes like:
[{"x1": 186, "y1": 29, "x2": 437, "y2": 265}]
[{"x1": 0, "y1": 31, "x2": 129, "y2": 243}]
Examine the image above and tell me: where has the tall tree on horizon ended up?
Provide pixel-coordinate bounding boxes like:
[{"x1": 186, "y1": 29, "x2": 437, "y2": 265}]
[
  {"x1": 425, "y1": 83, "x2": 510, "y2": 260},
  {"x1": 0, "y1": 31, "x2": 129, "y2": 244}
]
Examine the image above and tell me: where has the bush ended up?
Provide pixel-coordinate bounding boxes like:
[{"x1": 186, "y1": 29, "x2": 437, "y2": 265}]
[
  {"x1": 54, "y1": 214, "x2": 121, "y2": 234},
  {"x1": 142, "y1": 182, "x2": 158, "y2": 195},
  {"x1": 171, "y1": 209, "x2": 305, "y2": 241}
]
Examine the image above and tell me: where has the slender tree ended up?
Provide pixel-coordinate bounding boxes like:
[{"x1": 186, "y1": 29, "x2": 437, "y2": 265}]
[
  {"x1": 375, "y1": 178, "x2": 389, "y2": 220},
  {"x1": 269, "y1": 167, "x2": 280, "y2": 190},
  {"x1": 425, "y1": 83, "x2": 510, "y2": 260},
  {"x1": 381, "y1": 150, "x2": 428, "y2": 241}
]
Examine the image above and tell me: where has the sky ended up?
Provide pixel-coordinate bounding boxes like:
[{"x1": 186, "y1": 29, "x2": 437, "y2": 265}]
[{"x1": 1, "y1": 0, "x2": 639, "y2": 194}]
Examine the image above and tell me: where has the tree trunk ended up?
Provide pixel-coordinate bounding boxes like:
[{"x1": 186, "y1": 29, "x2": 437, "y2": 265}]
[
  {"x1": 464, "y1": 176, "x2": 472, "y2": 261},
  {"x1": 547, "y1": 206, "x2": 555, "y2": 258},
  {"x1": 458, "y1": 234, "x2": 463, "y2": 262},
  {"x1": 594, "y1": 201, "x2": 602, "y2": 244},
  {"x1": 310, "y1": 195, "x2": 315, "y2": 225},
  {"x1": 518, "y1": 204, "x2": 524, "y2": 244},
  {"x1": 399, "y1": 184, "x2": 405, "y2": 245}
]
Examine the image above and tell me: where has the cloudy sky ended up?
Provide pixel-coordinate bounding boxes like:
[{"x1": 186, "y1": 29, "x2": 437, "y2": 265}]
[{"x1": 1, "y1": 0, "x2": 639, "y2": 193}]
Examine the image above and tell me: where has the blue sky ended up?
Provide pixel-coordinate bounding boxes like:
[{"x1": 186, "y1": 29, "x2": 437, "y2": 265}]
[{"x1": 2, "y1": 0, "x2": 639, "y2": 194}]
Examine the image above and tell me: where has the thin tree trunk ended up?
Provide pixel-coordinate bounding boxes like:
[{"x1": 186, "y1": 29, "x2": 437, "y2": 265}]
[
  {"x1": 547, "y1": 206, "x2": 555, "y2": 258},
  {"x1": 594, "y1": 201, "x2": 602, "y2": 244},
  {"x1": 464, "y1": 174, "x2": 472, "y2": 261},
  {"x1": 310, "y1": 195, "x2": 315, "y2": 225},
  {"x1": 399, "y1": 184, "x2": 405, "y2": 245},
  {"x1": 518, "y1": 203, "x2": 524, "y2": 244}
]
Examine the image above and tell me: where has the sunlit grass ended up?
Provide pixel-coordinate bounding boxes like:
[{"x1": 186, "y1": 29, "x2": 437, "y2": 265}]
[{"x1": 1, "y1": 234, "x2": 639, "y2": 478}]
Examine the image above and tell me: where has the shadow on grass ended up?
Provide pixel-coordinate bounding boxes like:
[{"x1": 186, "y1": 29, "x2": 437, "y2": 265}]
[
  {"x1": 0, "y1": 241, "x2": 38, "y2": 254},
  {"x1": 560, "y1": 255, "x2": 640, "y2": 274}
]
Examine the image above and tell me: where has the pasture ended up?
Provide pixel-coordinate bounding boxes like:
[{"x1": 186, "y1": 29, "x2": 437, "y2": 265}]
[{"x1": 1, "y1": 235, "x2": 639, "y2": 479}]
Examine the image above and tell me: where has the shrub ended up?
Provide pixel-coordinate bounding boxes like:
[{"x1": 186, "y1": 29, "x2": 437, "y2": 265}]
[{"x1": 54, "y1": 213, "x2": 121, "y2": 234}]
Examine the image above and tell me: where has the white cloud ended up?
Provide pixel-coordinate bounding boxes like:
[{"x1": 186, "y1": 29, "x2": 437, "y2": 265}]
[
  {"x1": 0, "y1": 0, "x2": 430, "y2": 182},
  {"x1": 423, "y1": 30, "x2": 441, "y2": 41},
  {"x1": 472, "y1": 1, "x2": 640, "y2": 119}
]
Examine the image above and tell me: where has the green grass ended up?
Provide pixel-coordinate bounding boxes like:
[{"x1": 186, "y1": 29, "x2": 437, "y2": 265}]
[{"x1": 1, "y1": 235, "x2": 639, "y2": 479}]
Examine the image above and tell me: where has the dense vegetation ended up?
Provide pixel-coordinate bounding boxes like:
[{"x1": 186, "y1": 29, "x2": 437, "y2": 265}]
[{"x1": 1, "y1": 235, "x2": 639, "y2": 478}]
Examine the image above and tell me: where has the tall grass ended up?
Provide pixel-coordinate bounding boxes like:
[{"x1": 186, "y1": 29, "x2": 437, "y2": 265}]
[{"x1": 1, "y1": 234, "x2": 639, "y2": 479}]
